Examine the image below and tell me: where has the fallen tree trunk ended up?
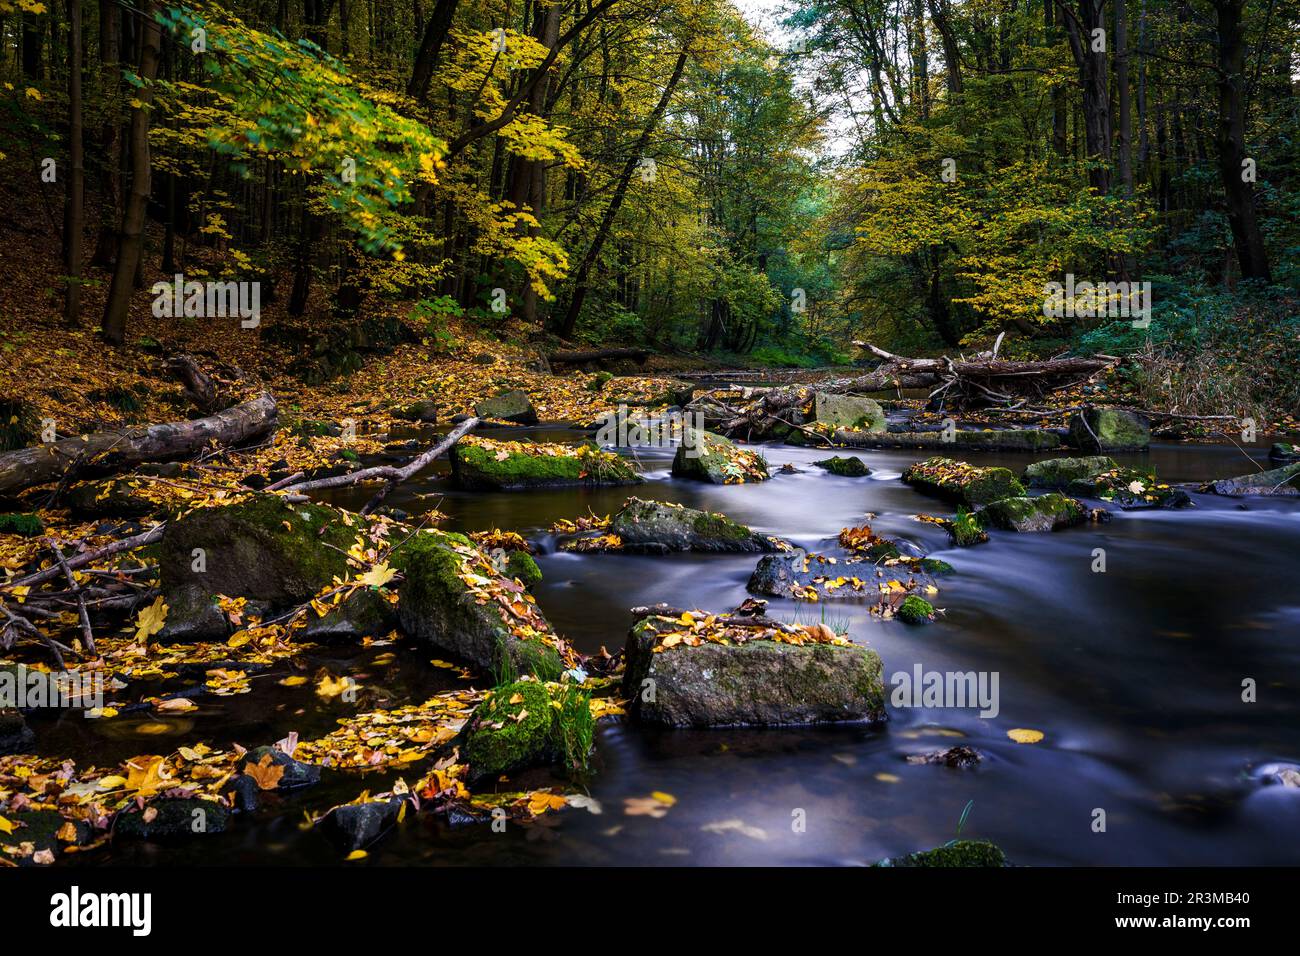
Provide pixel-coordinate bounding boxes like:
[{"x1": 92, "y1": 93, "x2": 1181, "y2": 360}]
[
  {"x1": 692, "y1": 343, "x2": 1117, "y2": 437},
  {"x1": 0, "y1": 393, "x2": 278, "y2": 495},
  {"x1": 549, "y1": 347, "x2": 650, "y2": 366}
]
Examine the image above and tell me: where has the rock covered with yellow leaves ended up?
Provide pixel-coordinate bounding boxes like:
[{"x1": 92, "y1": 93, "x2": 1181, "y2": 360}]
[{"x1": 622, "y1": 611, "x2": 885, "y2": 727}]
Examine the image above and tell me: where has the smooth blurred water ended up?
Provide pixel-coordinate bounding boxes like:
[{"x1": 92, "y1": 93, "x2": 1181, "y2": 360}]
[{"x1": 60, "y1": 431, "x2": 1300, "y2": 866}]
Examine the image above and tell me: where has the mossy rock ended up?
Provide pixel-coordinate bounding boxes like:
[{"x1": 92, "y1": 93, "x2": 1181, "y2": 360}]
[
  {"x1": 1204, "y1": 460, "x2": 1300, "y2": 497},
  {"x1": 474, "y1": 389, "x2": 538, "y2": 424},
  {"x1": 1269, "y1": 442, "x2": 1298, "y2": 462},
  {"x1": 464, "y1": 680, "x2": 562, "y2": 779},
  {"x1": 159, "y1": 495, "x2": 359, "y2": 641},
  {"x1": 902, "y1": 457, "x2": 1025, "y2": 507},
  {"x1": 394, "y1": 398, "x2": 438, "y2": 423},
  {"x1": 917, "y1": 558, "x2": 954, "y2": 575},
  {"x1": 302, "y1": 587, "x2": 398, "y2": 642},
  {"x1": 1023, "y1": 455, "x2": 1118, "y2": 488},
  {"x1": 3, "y1": 810, "x2": 91, "y2": 862},
  {"x1": 672, "y1": 427, "x2": 769, "y2": 484},
  {"x1": 897, "y1": 594, "x2": 935, "y2": 624},
  {"x1": 623, "y1": 618, "x2": 885, "y2": 727},
  {"x1": 610, "y1": 497, "x2": 784, "y2": 553},
  {"x1": 1068, "y1": 467, "x2": 1192, "y2": 509},
  {"x1": 505, "y1": 550, "x2": 543, "y2": 588},
  {"x1": 873, "y1": 839, "x2": 1008, "y2": 867},
  {"x1": 115, "y1": 798, "x2": 230, "y2": 840},
  {"x1": 451, "y1": 441, "x2": 641, "y2": 491},
  {"x1": 0, "y1": 512, "x2": 44, "y2": 537},
  {"x1": 811, "y1": 393, "x2": 886, "y2": 433},
  {"x1": 393, "y1": 530, "x2": 564, "y2": 679},
  {"x1": 1068, "y1": 407, "x2": 1150, "y2": 452},
  {"x1": 814, "y1": 455, "x2": 871, "y2": 477},
  {"x1": 981, "y1": 493, "x2": 1086, "y2": 532}
]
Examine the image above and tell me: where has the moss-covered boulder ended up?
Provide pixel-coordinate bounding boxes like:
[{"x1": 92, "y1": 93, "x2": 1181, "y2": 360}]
[
  {"x1": 159, "y1": 495, "x2": 360, "y2": 642},
  {"x1": 451, "y1": 437, "x2": 641, "y2": 490},
  {"x1": 1023, "y1": 455, "x2": 1118, "y2": 488},
  {"x1": 902, "y1": 457, "x2": 1025, "y2": 507},
  {"x1": 394, "y1": 529, "x2": 566, "y2": 679},
  {"x1": 1067, "y1": 467, "x2": 1192, "y2": 509},
  {"x1": 981, "y1": 493, "x2": 1087, "y2": 532},
  {"x1": 394, "y1": 398, "x2": 438, "y2": 423},
  {"x1": 1269, "y1": 442, "x2": 1299, "y2": 462},
  {"x1": 622, "y1": 615, "x2": 885, "y2": 727},
  {"x1": 464, "y1": 680, "x2": 559, "y2": 779},
  {"x1": 897, "y1": 594, "x2": 935, "y2": 624},
  {"x1": 115, "y1": 798, "x2": 230, "y2": 840},
  {"x1": 474, "y1": 389, "x2": 538, "y2": 424},
  {"x1": 814, "y1": 455, "x2": 871, "y2": 477},
  {"x1": 610, "y1": 497, "x2": 785, "y2": 553},
  {"x1": 873, "y1": 840, "x2": 1008, "y2": 867},
  {"x1": 672, "y1": 427, "x2": 769, "y2": 484},
  {"x1": 1204, "y1": 460, "x2": 1300, "y2": 497},
  {"x1": 302, "y1": 588, "x2": 397, "y2": 642},
  {"x1": 505, "y1": 550, "x2": 543, "y2": 588},
  {"x1": 0, "y1": 512, "x2": 44, "y2": 537},
  {"x1": 0, "y1": 707, "x2": 34, "y2": 755},
  {"x1": 464, "y1": 680, "x2": 593, "y2": 781},
  {"x1": 1069, "y1": 407, "x2": 1150, "y2": 452},
  {"x1": 812, "y1": 393, "x2": 886, "y2": 433}
]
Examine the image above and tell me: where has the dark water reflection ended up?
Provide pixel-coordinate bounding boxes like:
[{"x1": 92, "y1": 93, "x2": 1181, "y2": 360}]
[{"x1": 72, "y1": 433, "x2": 1300, "y2": 866}]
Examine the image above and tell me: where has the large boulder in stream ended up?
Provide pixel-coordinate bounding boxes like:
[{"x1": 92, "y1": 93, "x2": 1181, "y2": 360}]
[
  {"x1": 474, "y1": 389, "x2": 538, "y2": 425},
  {"x1": 1068, "y1": 407, "x2": 1150, "y2": 452},
  {"x1": 810, "y1": 393, "x2": 887, "y2": 433},
  {"x1": 158, "y1": 495, "x2": 384, "y2": 642},
  {"x1": 902, "y1": 457, "x2": 1025, "y2": 507},
  {"x1": 1023, "y1": 456, "x2": 1118, "y2": 488},
  {"x1": 1203, "y1": 460, "x2": 1300, "y2": 496},
  {"x1": 609, "y1": 497, "x2": 786, "y2": 553},
  {"x1": 395, "y1": 529, "x2": 567, "y2": 678},
  {"x1": 672, "y1": 427, "x2": 769, "y2": 484},
  {"x1": 980, "y1": 493, "x2": 1087, "y2": 532},
  {"x1": 451, "y1": 436, "x2": 641, "y2": 491},
  {"x1": 814, "y1": 455, "x2": 871, "y2": 477},
  {"x1": 1066, "y1": 466, "x2": 1191, "y2": 509},
  {"x1": 622, "y1": 614, "x2": 885, "y2": 727}
]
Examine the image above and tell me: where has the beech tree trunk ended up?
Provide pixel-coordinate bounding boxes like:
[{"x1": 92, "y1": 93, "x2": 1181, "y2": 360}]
[
  {"x1": 102, "y1": 1, "x2": 161, "y2": 346},
  {"x1": 63, "y1": 0, "x2": 85, "y2": 325}
]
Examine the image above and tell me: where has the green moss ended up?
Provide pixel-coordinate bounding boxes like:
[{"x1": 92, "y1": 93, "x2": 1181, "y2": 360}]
[
  {"x1": 950, "y1": 507, "x2": 987, "y2": 547},
  {"x1": 873, "y1": 839, "x2": 1008, "y2": 867},
  {"x1": 903, "y1": 457, "x2": 1024, "y2": 507},
  {"x1": 918, "y1": 558, "x2": 954, "y2": 575},
  {"x1": 465, "y1": 679, "x2": 591, "y2": 777},
  {"x1": 455, "y1": 442, "x2": 638, "y2": 489},
  {"x1": 0, "y1": 513, "x2": 44, "y2": 537},
  {"x1": 505, "y1": 550, "x2": 542, "y2": 588},
  {"x1": 691, "y1": 512, "x2": 753, "y2": 541},
  {"x1": 898, "y1": 594, "x2": 935, "y2": 624},
  {"x1": 814, "y1": 455, "x2": 871, "y2": 477}
]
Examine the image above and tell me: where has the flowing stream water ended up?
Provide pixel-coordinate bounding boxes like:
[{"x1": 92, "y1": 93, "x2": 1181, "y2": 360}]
[{"x1": 47, "y1": 425, "x2": 1300, "y2": 867}]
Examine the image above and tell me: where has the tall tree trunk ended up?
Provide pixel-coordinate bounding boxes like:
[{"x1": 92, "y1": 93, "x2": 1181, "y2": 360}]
[
  {"x1": 102, "y1": 1, "x2": 161, "y2": 346},
  {"x1": 1058, "y1": 0, "x2": 1112, "y2": 194},
  {"x1": 1114, "y1": 0, "x2": 1132, "y2": 196},
  {"x1": 406, "y1": 0, "x2": 458, "y2": 99},
  {"x1": 91, "y1": 0, "x2": 122, "y2": 267},
  {"x1": 63, "y1": 0, "x2": 85, "y2": 325},
  {"x1": 556, "y1": 48, "x2": 688, "y2": 339}
]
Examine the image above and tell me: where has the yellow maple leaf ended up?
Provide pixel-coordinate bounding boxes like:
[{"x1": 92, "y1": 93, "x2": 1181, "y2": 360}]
[
  {"x1": 134, "y1": 596, "x2": 168, "y2": 642},
  {"x1": 356, "y1": 562, "x2": 398, "y2": 588}
]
